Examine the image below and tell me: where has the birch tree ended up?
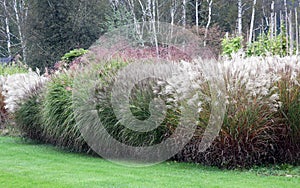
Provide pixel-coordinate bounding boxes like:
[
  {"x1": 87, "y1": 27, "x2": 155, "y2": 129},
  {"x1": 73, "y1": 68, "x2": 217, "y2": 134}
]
[
  {"x1": 248, "y1": 0, "x2": 256, "y2": 44},
  {"x1": 295, "y1": 7, "x2": 299, "y2": 54},
  {"x1": 237, "y1": 0, "x2": 243, "y2": 36},
  {"x1": 12, "y1": 0, "x2": 29, "y2": 63},
  {"x1": 284, "y1": 0, "x2": 289, "y2": 54},
  {"x1": 204, "y1": 0, "x2": 213, "y2": 46},
  {"x1": 1, "y1": 0, "x2": 12, "y2": 56},
  {"x1": 195, "y1": 0, "x2": 201, "y2": 33},
  {"x1": 171, "y1": 0, "x2": 178, "y2": 25},
  {"x1": 182, "y1": 0, "x2": 186, "y2": 27}
]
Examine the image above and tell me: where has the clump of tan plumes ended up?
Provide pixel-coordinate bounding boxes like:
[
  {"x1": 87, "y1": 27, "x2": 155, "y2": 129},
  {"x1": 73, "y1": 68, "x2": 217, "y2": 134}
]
[{"x1": 2, "y1": 69, "x2": 48, "y2": 113}]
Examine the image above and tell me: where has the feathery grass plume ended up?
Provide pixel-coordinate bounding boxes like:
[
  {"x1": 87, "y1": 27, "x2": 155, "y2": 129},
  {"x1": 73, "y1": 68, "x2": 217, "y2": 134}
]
[
  {"x1": 0, "y1": 76, "x2": 7, "y2": 123},
  {"x1": 172, "y1": 55, "x2": 284, "y2": 168},
  {"x1": 2, "y1": 69, "x2": 48, "y2": 113},
  {"x1": 269, "y1": 55, "x2": 300, "y2": 164},
  {"x1": 211, "y1": 55, "x2": 281, "y2": 168},
  {"x1": 0, "y1": 63, "x2": 28, "y2": 124},
  {"x1": 73, "y1": 59, "x2": 173, "y2": 150}
]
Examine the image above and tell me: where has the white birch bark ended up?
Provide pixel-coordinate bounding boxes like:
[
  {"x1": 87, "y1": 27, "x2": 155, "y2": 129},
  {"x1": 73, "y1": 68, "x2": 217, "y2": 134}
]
[
  {"x1": 248, "y1": 0, "x2": 256, "y2": 44},
  {"x1": 284, "y1": 0, "x2": 289, "y2": 54},
  {"x1": 204, "y1": 0, "x2": 213, "y2": 46},
  {"x1": 3, "y1": 0, "x2": 11, "y2": 56},
  {"x1": 182, "y1": 0, "x2": 186, "y2": 27},
  {"x1": 289, "y1": 10, "x2": 293, "y2": 55},
  {"x1": 195, "y1": 0, "x2": 199, "y2": 34},
  {"x1": 296, "y1": 8, "x2": 299, "y2": 55},
  {"x1": 237, "y1": 0, "x2": 243, "y2": 36}
]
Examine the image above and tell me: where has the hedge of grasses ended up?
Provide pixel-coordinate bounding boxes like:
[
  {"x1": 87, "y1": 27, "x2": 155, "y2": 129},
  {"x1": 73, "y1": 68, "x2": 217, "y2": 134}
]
[{"x1": 13, "y1": 55, "x2": 300, "y2": 169}]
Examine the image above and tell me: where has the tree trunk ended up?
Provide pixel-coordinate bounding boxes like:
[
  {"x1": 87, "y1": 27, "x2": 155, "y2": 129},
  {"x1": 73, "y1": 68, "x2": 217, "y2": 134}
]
[
  {"x1": 248, "y1": 0, "x2": 256, "y2": 44},
  {"x1": 3, "y1": 0, "x2": 11, "y2": 56},
  {"x1": 182, "y1": 0, "x2": 186, "y2": 27},
  {"x1": 204, "y1": 0, "x2": 213, "y2": 46},
  {"x1": 196, "y1": 0, "x2": 199, "y2": 34},
  {"x1": 13, "y1": 0, "x2": 28, "y2": 63},
  {"x1": 289, "y1": 10, "x2": 293, "y2": 55},
  {"x1": 296, "y1": 8, "x2": 299, "y2": 55},
  {"x1": 284, "y1": 0, "x2": 289, "y2": 54},
  {"x1": 237, "y1": 0, "x2": 243, "y2": 36},
  {"x1": 270, "y1": 1, "x2": 274, "y2": 40}
]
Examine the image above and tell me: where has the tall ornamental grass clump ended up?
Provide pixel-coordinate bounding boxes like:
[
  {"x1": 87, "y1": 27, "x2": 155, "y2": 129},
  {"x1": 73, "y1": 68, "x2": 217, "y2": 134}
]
[
  {"x1": 0, "y1": 63, "x2": 29, "y2": 123},
  {"x1": 14, "y1": 83, "x2": 45, "y2": 141},
  {"x1": 41, "y1": 72, "x2": 87, "y2": 152},
  {"x1": 270, "y1": 56, "x2": 300, "y2": 164},
  {"x1": 174, "y1": 55, "x2": 300, "y2": 168},
  {"x1": 73, "y1": 60, "x2": 175, "y2": 149}
]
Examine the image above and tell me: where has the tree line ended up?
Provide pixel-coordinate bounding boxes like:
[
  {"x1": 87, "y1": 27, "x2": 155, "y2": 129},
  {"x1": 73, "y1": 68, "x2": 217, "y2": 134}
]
[{"x1": 1, "y1": 0, "x2": 300, "y2": 68}]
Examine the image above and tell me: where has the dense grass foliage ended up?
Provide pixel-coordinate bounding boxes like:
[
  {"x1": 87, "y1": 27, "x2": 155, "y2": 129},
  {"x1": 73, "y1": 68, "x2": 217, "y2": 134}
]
[
  {"x1": 14, "y1": 90, "x2": 44, "y2": 141},
  {"x1": 13, "y1": 55, "x2": 300, "y2": 168},
  {"x1": 74, "y1": 61, "x2": 173, "y2": 148},
  {"x1": 41, "y1": 72, "x2": 87, "y2": 152},
  {"x1": 0, "y1": 136, "x2": 299, "y2": 188}
]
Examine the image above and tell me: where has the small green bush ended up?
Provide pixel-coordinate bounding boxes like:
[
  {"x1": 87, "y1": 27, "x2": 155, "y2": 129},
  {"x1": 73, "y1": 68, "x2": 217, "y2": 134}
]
[
  {"x1": 246, "y1": 29, "x2": 288, "y2": 57},
  {"x1": 0, "y1": 63, "x2": 28, "y2": 76},
  {"x1": 221, "y1": 36, "x2": 243, "y2": 57},
  {"x1": 61, "y1": 48, "x2": 88, "y2": 63}
]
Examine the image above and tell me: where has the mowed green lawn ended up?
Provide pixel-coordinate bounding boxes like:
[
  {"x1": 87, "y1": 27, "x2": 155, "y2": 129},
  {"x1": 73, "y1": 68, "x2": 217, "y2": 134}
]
[{"x1": 0, "y1": 137, "x2": 299, "y2": 188}]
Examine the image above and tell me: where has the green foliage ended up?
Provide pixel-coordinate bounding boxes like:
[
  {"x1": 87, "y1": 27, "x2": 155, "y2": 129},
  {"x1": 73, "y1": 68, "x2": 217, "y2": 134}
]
[
  {"x1": 222, "y1": 25, "x2": 289, "y2": 58},
  {"x1": 276, "y1": 76, "x2": 300, "y2": 164},
  {"x1": 102, "y1": 6, "x2": 134, "y2": 32},
  {"x1": 221, "y1": 36, "x2": 243, "y2": 57},
  {"x1": 15, "y1": 93, "x2": 44, "y2": 141},
  {"x1": 75, "y1": 60, "x2": 171, "y2": 147},
  {"x1": 0, "y1": 63, "x2": 28, "y2": 76},
  {"x1": 247, "y1": 26, "x2": 288, "y2": 57},
  {"x1": 41, "y1": 72, "x2": 86, "y2": 151},
  {"x1": 61, "y1": 48, "x2": 88, "y2": 63},
  {"x1": 13, "y1": 57, "x2": 300, "y2": 168},
  {"x1": 26, "y1": 0, "x2": 111, "y2": 68}
]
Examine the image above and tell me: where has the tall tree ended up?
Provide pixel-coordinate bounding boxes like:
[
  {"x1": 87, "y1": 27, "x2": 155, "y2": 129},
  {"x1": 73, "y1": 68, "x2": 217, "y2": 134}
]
[
  {"x1": 1, "y1": 0, "x2": 12, "y2": 56},
  {"x1": 26, "y1": 0, "x2": 110, "y2": 68},
  {"x1": 204, "y1": 0, "x2": 213, "y2": 46},
  {"x1": 182, "y1": 0, "x2": 187, "y2": 26},
  {"x1": 237, "y1": 0, "x2": 243, "y2": 36},
  {"x1": 248, "y1": 0, "x2": 257, "y2": 43}
]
